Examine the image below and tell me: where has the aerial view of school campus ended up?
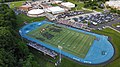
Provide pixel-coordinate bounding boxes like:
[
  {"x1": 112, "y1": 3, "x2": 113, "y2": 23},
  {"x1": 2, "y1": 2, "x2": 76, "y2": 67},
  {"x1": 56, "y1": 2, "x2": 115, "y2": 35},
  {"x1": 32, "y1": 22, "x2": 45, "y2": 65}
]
[{"x1": 0, "y1": 0, "x2": 120, "y2": 67}]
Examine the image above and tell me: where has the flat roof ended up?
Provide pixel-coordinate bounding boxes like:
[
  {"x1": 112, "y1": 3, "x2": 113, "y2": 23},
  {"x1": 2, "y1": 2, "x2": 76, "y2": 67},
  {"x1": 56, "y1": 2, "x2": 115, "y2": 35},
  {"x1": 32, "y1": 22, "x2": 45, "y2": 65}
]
[
  {"x1": 47, "y1": 6, "x2": 65, "y2": 14},
  {"x1": 20, "y1": 5, "x2": 32, "y2": 8},
  {"x1": 61, "y1": 2, "x2": 75, "y2": 8},
  {"x1": 106, "y1": 1, "x2": 120, "y2": 10},
  {"x1": 28, "y1": 9, "x2": 44, "y2": 15}
]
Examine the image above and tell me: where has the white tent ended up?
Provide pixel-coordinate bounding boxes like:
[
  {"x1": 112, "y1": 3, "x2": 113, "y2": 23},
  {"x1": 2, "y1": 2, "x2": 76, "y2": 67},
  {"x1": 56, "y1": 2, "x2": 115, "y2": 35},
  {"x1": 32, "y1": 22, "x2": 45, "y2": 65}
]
[
  {"x1": 61, "y1": 2, "x2": 75, "y2": 8},
  {"x1": 47, "y1": 6, "x2": 65, "y2": 14}
]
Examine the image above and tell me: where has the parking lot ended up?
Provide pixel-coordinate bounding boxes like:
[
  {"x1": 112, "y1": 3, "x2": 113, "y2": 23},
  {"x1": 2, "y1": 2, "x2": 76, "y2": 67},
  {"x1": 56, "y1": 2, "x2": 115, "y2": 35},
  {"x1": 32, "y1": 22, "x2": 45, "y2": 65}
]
[
  {"x1": 56, "y1": 10, "x2": 120, "y2": 32},
  {"x1": 71, "y1": 12, "x2": 118, "y2": 25},
  {"x1": 89, "y1": 17, "x2": 120, "y2": 31}
]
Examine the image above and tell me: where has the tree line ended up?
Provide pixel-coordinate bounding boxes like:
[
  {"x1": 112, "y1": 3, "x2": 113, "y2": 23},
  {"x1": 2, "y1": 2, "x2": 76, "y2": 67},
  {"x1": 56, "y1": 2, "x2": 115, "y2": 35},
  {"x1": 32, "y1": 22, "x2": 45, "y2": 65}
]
[
  {"x1": 0, "y1": 0, "x2": 25, "y2": 3},
  {"x1": 0, "y1": 4, "x2": 40, "y2": 67},
  {"x1": 64, "y1": 0, "x2": 109, "y2": 10},
  {"x1": 83, "y1": 0, "x2": 109, "y2": 9}
]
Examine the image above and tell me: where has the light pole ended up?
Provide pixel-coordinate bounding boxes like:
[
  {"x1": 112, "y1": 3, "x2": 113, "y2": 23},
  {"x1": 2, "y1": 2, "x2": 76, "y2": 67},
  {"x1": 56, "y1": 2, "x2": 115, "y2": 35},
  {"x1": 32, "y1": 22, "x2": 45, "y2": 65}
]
[
  {"x1": 55, "y1": 45, "x2": 62, "y2": 66},
  {"x1": 58, "y1": 45, "x2": 62, "y2": 63}
]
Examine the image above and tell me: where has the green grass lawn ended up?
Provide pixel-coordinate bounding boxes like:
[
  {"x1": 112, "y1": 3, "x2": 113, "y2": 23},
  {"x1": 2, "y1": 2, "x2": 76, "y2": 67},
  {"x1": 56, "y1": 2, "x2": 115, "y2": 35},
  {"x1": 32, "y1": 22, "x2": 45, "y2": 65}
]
[
  {"x1": 94, "y1": 8, "x2": 103, "y2": 12},
  {"x1": 66, "y1": 0, "x2": 84, "y2": 10},
  {"x1": 112, "y1": 22, "x2": 120, "y2": 27},
  {"x1": 27, "y1": 23, "x2": 95, "y2": 58},
  {"x1": 29, "y1": 47, "x2": 55, "y2": 67},
  {"x1": 86, "y1": 7, "x2": 103, "y2": 12},
  {"x1": 16, "y1": 14, "x2": 46, "y2": 24},
  {"x1": 72, "y1": 2, "x2": 84, "y2": 11},
  {"x1": 16, "y1": 14, "x2": 46, "y2": 29},
  {"x1": 65, "y1": 0, "x2": 103, "y2": 12},
  {"x1": 10, "y1": 1, "x2": 25, "y2": 9},
  {"x1": 29, "y1": 44, "x2": 89, "y2": 67},
  {"x1": 51, "y1": 4, "x2": 58, "y2": 6}
]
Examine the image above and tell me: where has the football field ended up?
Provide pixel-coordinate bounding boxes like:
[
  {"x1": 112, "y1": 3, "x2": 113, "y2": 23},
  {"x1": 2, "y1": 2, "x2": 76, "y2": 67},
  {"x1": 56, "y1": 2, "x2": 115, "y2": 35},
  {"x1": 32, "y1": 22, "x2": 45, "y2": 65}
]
[{"x1": 27, "y1": 23, "x2": 96, "y2": 58}]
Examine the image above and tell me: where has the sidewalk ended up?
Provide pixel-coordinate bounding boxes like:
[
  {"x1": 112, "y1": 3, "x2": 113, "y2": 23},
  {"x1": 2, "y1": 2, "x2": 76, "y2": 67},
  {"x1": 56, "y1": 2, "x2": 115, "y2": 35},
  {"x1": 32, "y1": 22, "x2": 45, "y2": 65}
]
[{"x1": 105, "y1": 26, "x2": 120, "y2": 33}]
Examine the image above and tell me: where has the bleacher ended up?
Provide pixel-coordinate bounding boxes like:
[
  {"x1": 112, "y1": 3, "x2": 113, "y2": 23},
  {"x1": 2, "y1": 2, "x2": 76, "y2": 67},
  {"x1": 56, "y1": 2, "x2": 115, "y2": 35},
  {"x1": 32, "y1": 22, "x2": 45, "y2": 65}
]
[
  {"x1": 45, "y1": 13, "x2": 56, "y2": 21},
  {"x1": 57, "y1": 19, "x2": 87, "y2": 29},
  {"x1": 27, "y1": 42, "x2": 57, "y2": 58}
]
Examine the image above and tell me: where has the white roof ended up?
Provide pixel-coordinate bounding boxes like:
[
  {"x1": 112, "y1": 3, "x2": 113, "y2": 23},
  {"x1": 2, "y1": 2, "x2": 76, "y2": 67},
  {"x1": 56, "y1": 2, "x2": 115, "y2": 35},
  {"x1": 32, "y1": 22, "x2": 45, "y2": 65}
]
[
  {"x1": 92, "y1": 22, "x2": 97, "y2": 25},
  {"x1": 47, "y1": 6, "x2": 65, "y2": 14},
  {"x1": 61, "y1": 2, "x2": 75, "y2": 8},
  {"x1": 116, "y1": 25, "x2": 120, "y2": 28},
  {"x1": 20, "y1": 5, "x2": 32, "y2": 8},
  {"x1": 54, "y1": 1, "x2": 62, "y2": 3},
  {"x1": 106, "y1": 1, "x2": 120, "y2": 10},
  {"x1": 28, "y1": 9, "x2": 44, "y2": 15}
]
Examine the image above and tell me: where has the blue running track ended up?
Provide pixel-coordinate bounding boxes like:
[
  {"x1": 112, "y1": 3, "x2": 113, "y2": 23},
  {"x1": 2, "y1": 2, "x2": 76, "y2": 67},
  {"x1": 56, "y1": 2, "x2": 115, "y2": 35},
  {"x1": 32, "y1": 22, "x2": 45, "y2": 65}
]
[{"x1": 19, "y1": 21, "x2": 114, "y2": 64}]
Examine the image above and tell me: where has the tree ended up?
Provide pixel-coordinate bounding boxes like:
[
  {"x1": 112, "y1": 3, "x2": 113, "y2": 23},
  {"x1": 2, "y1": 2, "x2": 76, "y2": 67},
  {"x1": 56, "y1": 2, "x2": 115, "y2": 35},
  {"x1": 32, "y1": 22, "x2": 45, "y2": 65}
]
[
  {"x1": 14, "y1": 42, "x2": 29, "y2": 60},
  {"x1": 0, "y1": 0, "x2": 24, "y2": 3},
  {"x1": 0, "y1": 3, "x2": 41, "y2": 67},
  {"x1": 0, "y1": 48, "x2": 16, "y2": 67},
  {"x1": 0, "y1": 27, "x2": 16, "y2": 50},
  {"x1": 0, "y1": 4, "x2": 16, "y2": 28},
  {"x1": 23, "y1": 54, "x2": 40, "y2": 67}
]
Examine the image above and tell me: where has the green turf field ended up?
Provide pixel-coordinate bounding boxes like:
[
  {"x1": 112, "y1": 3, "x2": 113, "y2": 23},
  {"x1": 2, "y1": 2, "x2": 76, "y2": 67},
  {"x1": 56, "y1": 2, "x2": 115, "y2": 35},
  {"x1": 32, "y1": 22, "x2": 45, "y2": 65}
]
[{"x1": 27, "y1": 24, "x2": 96, "y2": 58}]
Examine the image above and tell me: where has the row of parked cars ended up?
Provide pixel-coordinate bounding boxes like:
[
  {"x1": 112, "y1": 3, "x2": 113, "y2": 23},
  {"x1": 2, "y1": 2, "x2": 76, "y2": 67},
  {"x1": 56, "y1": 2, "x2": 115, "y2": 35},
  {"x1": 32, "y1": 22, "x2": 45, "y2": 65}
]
[
  {"x1": 72, "y1": 13, "x2": 118, "y2": 25},
  {"x1": 56, "y1": 10, "x2": 91, "y2": 19}
]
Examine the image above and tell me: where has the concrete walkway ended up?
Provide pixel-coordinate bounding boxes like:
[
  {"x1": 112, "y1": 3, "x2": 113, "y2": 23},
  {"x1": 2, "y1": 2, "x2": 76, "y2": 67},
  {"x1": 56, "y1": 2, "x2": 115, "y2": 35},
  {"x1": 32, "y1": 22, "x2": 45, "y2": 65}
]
[{"x1": 105, "y1": 26, "x2": 120, "y2": 33}]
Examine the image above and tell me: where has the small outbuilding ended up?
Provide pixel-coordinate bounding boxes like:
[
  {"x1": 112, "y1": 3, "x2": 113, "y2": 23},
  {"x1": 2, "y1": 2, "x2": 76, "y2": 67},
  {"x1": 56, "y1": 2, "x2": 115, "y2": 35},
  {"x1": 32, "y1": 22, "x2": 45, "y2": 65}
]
[
  {"x1": 52, "y1": 0, "x2": 62, "y2": 4},
  {"x1": 61, "y1": 2, "x2": 75, "y2": 8},
  {"x1": 18, "y1": 5, "x2": 32, "y2": 11},
  {"x1": 47, "y1": 6, "x2": 65, "y2": 14},
  {"x1": 105, "y1": 1, "x2": 120, "y2": 10}
]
